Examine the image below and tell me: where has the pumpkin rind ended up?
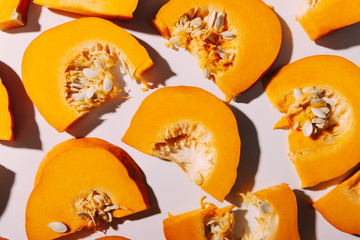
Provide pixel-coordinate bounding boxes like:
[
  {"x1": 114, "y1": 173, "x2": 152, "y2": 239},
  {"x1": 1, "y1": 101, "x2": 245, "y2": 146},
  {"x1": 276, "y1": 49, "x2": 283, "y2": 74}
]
[
  {"x1": 0, "y1": 77, "x2": 14, "y2": 141},
  {"x1": 26, "y1": 138, "x2": 150, "y2": 239},
  {"x1": 297, "y1": 0, "x2": 360, "y2": 40},
  {"x1": 22, "y1": 17, "x2": 154, "y2": 132},
  {"x1": 153, "y1": 0, "x2": 282, "y2": 101},
  {"x1": 122, "y1": 86, "x2": 241, "y2": 202},
  {"x1": 265, "y1": 55, "x2": 360, "y2": 187},
  {"x1": 313, "y1": 169, "x2": 360, "y2": 235},
  {"x1": 0, "y1": 0, "x2": 30, "y2": 30},
  {"x1": 33, "y1": 0, "x2": 138, "y2": 20}
]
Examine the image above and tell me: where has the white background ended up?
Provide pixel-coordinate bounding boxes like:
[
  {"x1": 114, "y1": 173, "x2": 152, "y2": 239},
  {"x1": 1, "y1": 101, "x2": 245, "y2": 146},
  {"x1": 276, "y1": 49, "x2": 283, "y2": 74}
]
[{"x1": 0, "y1": 0, "x2": 360, "y2": 239}]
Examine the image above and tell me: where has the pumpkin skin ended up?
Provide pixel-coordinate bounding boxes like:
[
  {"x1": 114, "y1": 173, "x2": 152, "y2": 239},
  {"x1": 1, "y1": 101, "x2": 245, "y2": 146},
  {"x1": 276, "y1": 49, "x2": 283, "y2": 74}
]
[
  {"x1": 26, "y1": 138, "x2": 150, "y2": 240},
  {"x1": 163, "y1": 201, "x2": 234, "y2": 240},
  {"x1": 33, "y1": 0, "x2": 138, "y2": 20},
  {"x1": 313, "y1": 169, "x2": 360, "y2": 235},
  {"x1": 122, "y1": 86, "x2": 241, "y2": 202},
  {"x1": 0, "y1": 77, "x2": 14, "y2": 141},
  {"x1": 153, "y1": 0, "x2": 282, "y2": 101},
  {"x1": 0, "y1": 0, "x2": 30, "y2": 30},
  {"x1": 297, "y1": 0, "x2": 360, "y2": 40},
  {"x1": 22, "y1": 17, "x2": 154, "y2": 132},
  {"x1": 265, "y1": 55, "x2": 360, "y2": 187}
]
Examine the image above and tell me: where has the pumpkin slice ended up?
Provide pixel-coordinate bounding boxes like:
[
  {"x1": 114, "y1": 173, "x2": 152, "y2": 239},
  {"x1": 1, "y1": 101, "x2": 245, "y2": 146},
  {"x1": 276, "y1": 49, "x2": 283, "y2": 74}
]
[
  {"x1": 0, "y1": 77, "x2": 14, "y2": 141},
  {"x1": 0, "y1": 0, "x2": 29, "y2": 30},
  {"x1": 313, "y1": 169, "x2": 360, "y2": 235},
  {"x1": 163, "y1": 197, "x2": 235, "y2": 240},
  {"x1": 153, "y1": 0, "x2": 282, "y2": 102},
  {"x1": 25, "y1": 138, "x2": 150, "y2": 240},
  {"x1": 240, "y1": 184, "x2": 300, "y2": 240},
  {"x1": 265, "y1": 55, "x2": 360, "y2": 187},
  {"x1": 22, "y1": 17, "x2": 154, "y2": 132},
  {"x1": 122, "y1": 86, "x2": 241, "y2": 202},
  {"x1": 297, "y1": 0, "x2": 360, "y2": 40},
  {"x1": 33, "y1": 0, "x2": 138, "y2": 20}
]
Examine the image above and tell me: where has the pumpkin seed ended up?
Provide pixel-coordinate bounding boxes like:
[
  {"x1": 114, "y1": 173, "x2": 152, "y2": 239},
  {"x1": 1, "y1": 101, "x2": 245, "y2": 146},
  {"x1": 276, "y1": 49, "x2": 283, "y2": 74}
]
[
  {"x1": 204, "y1": 67, "x2": 210, "y2": 79},
  {"x1": 191, "y1": 17, "x2": 202, "y2": 28},
  {"x1": 220, "y1": 31, "x2": 236, "y2": 40},
  {"x1": 86, "y1": 86, "x2": 95, "y2": 99},
  {"x1": 48, "y1": 222, "x2": 67, "y2": 233},
  {"x1": 303, "y1": 121, "x2": 313, "y2": 137},
  {"x1": 215, "y1": 12, "x2": 225, "y2": 32},
  {"x1": 320, "y1": 107, "x2": 330, "y2": 115},
  {"x1": 70, "y1": 83, "x2": 84, "y2": 89},
  {"x1": 103, "y1": 76, "x2": 113, "y2": 93},
  {"x1": 311, "y1": 108, "x2": 327, "y2": 118},
  {"x1": 83, "y1": 68, "x2": 98, "y2": 79},
  {"x1": 322, "y1": 97, "x2": 335, "y2": 108},
  {"x1": 293, "y1": 88, "x2": 302, "y2": 100},
  {"x1": 316, "y1": 123, "x2": 325, "y2": 129},
  {"x1": 207, "y1": 10, "x2": 216, "y2": 28},
  {"x1": 310, "y1": 98, "x2": 322, "y2": 104},
  {"x1": 312, "y1": 118, "x2": 326, "y2": 124}
]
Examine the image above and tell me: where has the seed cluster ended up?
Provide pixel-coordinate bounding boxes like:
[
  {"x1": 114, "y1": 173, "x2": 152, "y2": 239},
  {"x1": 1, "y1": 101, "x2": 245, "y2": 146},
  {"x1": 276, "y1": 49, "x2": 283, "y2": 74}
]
[
  {"x1": 65, "y1": 43, "x2": 133, "y2": 113},
  {"x1": 167, "y1": 8, "x2": 237, "y2": 82}
]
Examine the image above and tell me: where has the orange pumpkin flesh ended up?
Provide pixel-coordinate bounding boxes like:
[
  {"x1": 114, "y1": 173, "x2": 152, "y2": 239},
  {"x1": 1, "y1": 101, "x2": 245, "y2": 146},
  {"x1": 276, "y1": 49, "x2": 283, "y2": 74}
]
[
  {"x1": 153, "y1": 0, "x2": 282, "y2": 101},
  {"x1": 26, "y1": 138, "x2": 150, "y2": 240},
  {"x1": 297, "y1": 0, "x2": 360, "y2": 40},
  {"x1": 0, "y1": 77, "x2": 14, "y2": 141},
  {"x1": 122, "y1": 86, "x2": 240, "y2": 202},
  {"x1": 265, "y1": 55, "x2": 360, "y2": 187},
  {"x1": 313, "y1": 169, "x2": 360, "y2": 235},
  {"x1": 22, "y1": 17, "x2": 154, "y2": 132},
  {"x1": 33, "y1": 0, "x2": 138, "y2": 20},
  {"x1": 0, "y1": 0, "x2": 29, "y2": 30},
  {"x1": 163, "y1": 198, "x2": 235, "y2": 240},
  {"x1": 241, "y1": 184, "x2": 300, "y2": 240}
]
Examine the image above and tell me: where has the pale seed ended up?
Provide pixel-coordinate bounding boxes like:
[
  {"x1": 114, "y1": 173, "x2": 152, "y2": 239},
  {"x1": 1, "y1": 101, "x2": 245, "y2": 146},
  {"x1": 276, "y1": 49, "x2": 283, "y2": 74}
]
[
  {"x1": 312, "y1": 118, "x2": 326, "y2": 124},
  {"x1": 48, "y1": 222, "x2": 67, "y2": 233},
  {"x1": 320, "y1": 107, "x2": 330, "y2": 114},
  {"x1": 104, "y1": 204, "x2": 119, "y2": 212},
  {"x1": 103, "y1": 77, "x2": 113, "y2": 93},
  {"x1": 86, "y1": 86, "x2": 95, "y2": 99},
  {"x1": 303, "y1": 121, "x2": 313, "y2": 137},
  {"x1": 207, "y1": 10, "x2": 216, "y2": 28},
  {"x1": 220, "y1": 31, "x2": 236, "y2": 39},
  {"x1": 70, "y1": 83, "x2": 84, "y2": 89},
  {"x1": 293, "y1": 121, "x2": 300, "y2": 130},
  {"x1": 322, "y1": 97, "x2": 335, "y2": 108},
  {"x1": 316, "y1": 123, "x2": 326, "y2": 129},
  {"x1": 310, "y1": 98, "x2": 322, "y2": 104},
  {"x1": 203, "y1": 67, "x2": 210, "y2": 79},
  {"x1": 83, "y1": 68, "x2": 98, "y2": 79},
  {"x1": 191, "y1": 17, "x2": 202, "y2": 28},
  {"x1": 215, "y1": 12, "x2": 225, "y2": 32},
  {"x1": 311, "y1": 108, "x2": 327, "y2": 118},
  {"x1": 293, "y1": 88, "x2": 302, "y2": 100}
]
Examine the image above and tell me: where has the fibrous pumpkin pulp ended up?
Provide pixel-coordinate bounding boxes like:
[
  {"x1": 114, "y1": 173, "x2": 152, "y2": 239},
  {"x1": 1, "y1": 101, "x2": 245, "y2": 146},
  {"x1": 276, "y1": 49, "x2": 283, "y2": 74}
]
[
  {"x1": 265, "y1": 55, "x2": 360, "y2": 187},
  {"x1": 122, "y1": 86, "x2": 241, "y2": 202},
  {"x1": 297, "y1": 0, "x2": 360, "y2": 40},
  {"x1": 240, "y1": 184, "x2": 300, "y2": 240},
  {"x1": 163, "y1": 197, "x2": 235, "y2": 240},
  {"x1": 22, "y1": 17, "x2": 154, "y2": 132},
  {"x1": 153, "y1": 0, "x2": 282, "y2": 101},
  {"x1": 313, "y1": 169, "x2": 360, "y2": 235},
  {"x1": 0, "y1": 77, "x2": 14, "y2": 141},
  {"x1": 0, "y1": 0, "x2": 30, "y2": 30},
  {"x1": 26, "y1": 138, "x2": 150, "y2": 240},
  {"x1": 33, "y1": 0, "x2": 138, "y2": 20}
]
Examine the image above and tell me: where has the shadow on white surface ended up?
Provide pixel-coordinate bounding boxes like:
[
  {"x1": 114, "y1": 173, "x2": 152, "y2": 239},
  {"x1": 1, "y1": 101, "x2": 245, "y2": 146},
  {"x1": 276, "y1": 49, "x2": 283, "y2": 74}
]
[
  {"x1": 0, "y1": 165, "x2": 15, "y2": 219},
  {"x1": 0, "y1": 62, "x2": 42, "y2": 150},
  {"x1": 4, "y1": 2, "x2": 42, "y2": 34},
  {"x1": 234, "y1": 13, "x2": 293, "y2": 104},
  {"x1": 315, "y1": 22, "x2": 360, "y2": 49},
  {"x1": 294, "y1": 189, "x2": 316, "y2": 240},
  {"x1": 225, "y1": 106, "x2": 260, "y2": 206}
]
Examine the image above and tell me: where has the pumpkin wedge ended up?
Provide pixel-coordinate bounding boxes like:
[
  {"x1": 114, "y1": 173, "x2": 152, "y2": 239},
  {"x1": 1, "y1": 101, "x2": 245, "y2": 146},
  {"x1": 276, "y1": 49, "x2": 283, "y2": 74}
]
[
  {"x1": 33, "y1": 0, "x2": 138, "y2": 20},
  {"x1": 163, "y1": 197, "x2": 235, "y2": 240},
  {"x1": 265, "y1": 55, "x2": 360, "y2": 187},
  {"x1": 153, "y1": 0, "x2": 282, "y2": 102},
  {"x1": 26, "y1": 138, "x2": 150, "y2": 240},
  {"x1": 0, "y1": 77, "x2": 14, "y2": 141},
  {"x1": 297, "y1": 0, "x2": 360, "y2": 40},
  {"x1": 122, "y1": 86, "x2": 241, "y2": 202},
  {"x1": 240, "y1": 184, "x2": 300, "y2": 240},
  {"x1": 0, "y1": 0, "x2": 30, "y2": 30},
  {"x1": 22, "y1": 17, "x2": 154, "y2": 132},
  {"x1": 313, "y1": 169, "x2": 360, "y2": 235}
]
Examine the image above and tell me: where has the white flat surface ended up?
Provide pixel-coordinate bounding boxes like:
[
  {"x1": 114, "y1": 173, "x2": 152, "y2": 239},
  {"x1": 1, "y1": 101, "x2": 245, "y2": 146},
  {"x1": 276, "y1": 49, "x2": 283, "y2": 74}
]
[{"x1": 0, "y1": 0, "x2": 360, "y2": 239}]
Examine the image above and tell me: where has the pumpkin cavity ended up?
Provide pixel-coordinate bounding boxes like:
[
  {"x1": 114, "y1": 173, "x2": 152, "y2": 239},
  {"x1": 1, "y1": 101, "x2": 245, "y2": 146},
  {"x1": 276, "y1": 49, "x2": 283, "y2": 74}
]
[
  {"x1": 274, "y1": 86, "x2": 351, "y2": 138},
  {"x1": 297, "y1": 0, "x2": 322, "y2": 18},
  {"x1": 166, "y1": 8, "x2": 237, "y2": 82},
  {"x1": 73, "y1": 189, "x2": 123, "y2": 228},
  {"x1": 240, "y1": 192, "x2": 276, "y2": 240},
  {"x1": 152, "y1": 121, "x2": 216, "y2": 185},
  {"x1": 65, "y1": 43, "x2": 146, "y2": 113}
]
